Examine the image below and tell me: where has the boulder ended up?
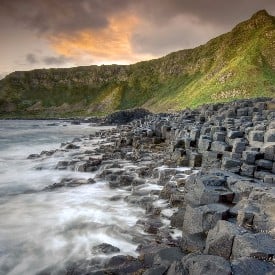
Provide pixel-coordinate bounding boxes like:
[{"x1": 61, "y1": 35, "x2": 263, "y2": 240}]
[
  {"x1": 104, "y1": 255, "x2": 143, "y2": 274},
  {"x1": 153, "y1": 247, "x2": 185, "y2": 268},
  {"x1": 166, "y1": 261, "x2": 187, "y2": 275},
  {"x1": 181, "y1": 253, "x2": 232, "y2": 275},
  {"x1": 256, "y1": 159, "x2": 273, "y2": 170},
  {"x1": 201, "y1": 151, "x2": 222, "y2": 169},
  {"x1": 240, "y1": 163, "x2": 256, "y2": 177},
  {"x1": 232, "y1": 140, "x2": 246, "y2": 154},
  {"x1": 231, "y1": 257, "x2": 275, "y2": 275},
  {"x1": 198, "y1": 136, "x2": 212, "y2": 152},
  {"x1": 264, "y1": 145, "x2": 275, "y2": 160},
  {"x1": 221, "y1": 157, "x2": 241, "y2": 173},
  {"x1": 232, "y1": 233, "x2": 275, "y2": 260},
  {"x1": 143, "y1": 266, "x2": 168, "y2": 275},
  {"x1": 248, "y1": 130, "x2": 264, "y2": 147},
  {"x1": 210, "y1": 141, "x2": 231, "y2": 152},
  {"x1": 184, "y1": 174, "x2": 229, "y2": 206},
  {"x1": 264, "y1": 129, "x2": 275, "y2": 142},
  {"x1": 213, "y1": 132, "x2": 226, "y2": 142},
  {"x1": 64, "y1": 143, "x2": 80, "y2": 150},
  {"x1": 44, "y1": 178, "x2": 95, "y2": 190},
  {"x1": 182, "y1": 204, "x2": 229, "y2": 235},
  {"x1": 227, "y1": 130, "x2": 244, "y2": 139},
  {"x1": 242, "y1": 150, "x2": 260, "y2": 164},
  {"x1": 204, "y1": 220, "x2": 247, "y2": 259},
  {"x1": 170, "y1": 208, "x2": 185, "y2": 228}
]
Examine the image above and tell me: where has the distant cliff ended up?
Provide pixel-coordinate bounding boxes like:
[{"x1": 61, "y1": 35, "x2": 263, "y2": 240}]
[{"x1": 0, "y1": 10, "x2": 274, "y2": 117}]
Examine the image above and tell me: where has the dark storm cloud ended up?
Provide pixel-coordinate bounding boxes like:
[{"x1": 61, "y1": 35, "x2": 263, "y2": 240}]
[
  {"x1": 134, "y1": 0, "x2": 275, "y2": 26},
  {"x1": 130, "y1": 0, "x2": 275, "y2": 54},
  {"x1": 1, "y1": 0, "x2": 275, "y2": 68},
  {"x1": 1, "y1": 0, "x2": 274, "y2": 35},
  {"x1": 0, "y1": 0, "x2": 131, "y2": 34},
  {"x1": 26, "y1": 53, "x2": 38, "y2": 64}
]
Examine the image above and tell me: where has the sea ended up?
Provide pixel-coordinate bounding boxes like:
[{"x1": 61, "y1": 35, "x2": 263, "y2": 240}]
[{"x1": 0, "y1": 120, "x2": 146, "y2": 274}]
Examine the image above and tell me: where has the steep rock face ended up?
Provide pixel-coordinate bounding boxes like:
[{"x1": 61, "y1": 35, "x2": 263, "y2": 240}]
[{"x1": 0, "y1": 10, "x2": 274, "y2": 117}]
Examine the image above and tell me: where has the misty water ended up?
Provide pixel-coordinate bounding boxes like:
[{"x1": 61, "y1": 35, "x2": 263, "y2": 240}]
[{"x1": 0, "y1": 120, "x2": 146, "y2": 275}]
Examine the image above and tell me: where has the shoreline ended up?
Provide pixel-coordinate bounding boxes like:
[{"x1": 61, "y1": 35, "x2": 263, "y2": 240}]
[{"x1": 28, "y1": 97, "x2": 275, "y2": 274}]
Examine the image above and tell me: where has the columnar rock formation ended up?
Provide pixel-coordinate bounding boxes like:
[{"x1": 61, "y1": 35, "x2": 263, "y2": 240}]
[
  {"x1": 100, "y1": 97, "x2": 275, "y2": 274},
  {"x1": 32, "y1": 98, "x2": 275, "y2": 274}
]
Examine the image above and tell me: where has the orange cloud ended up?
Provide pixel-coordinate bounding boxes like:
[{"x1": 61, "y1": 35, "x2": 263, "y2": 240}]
[{"x1": 48, "y1": 14, "x2": 155, "y2": 64}]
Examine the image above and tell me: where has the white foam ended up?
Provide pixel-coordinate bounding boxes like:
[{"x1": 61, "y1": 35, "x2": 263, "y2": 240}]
[{"x1": 0, "y1": 121, "x2": 144, "y2": 275}]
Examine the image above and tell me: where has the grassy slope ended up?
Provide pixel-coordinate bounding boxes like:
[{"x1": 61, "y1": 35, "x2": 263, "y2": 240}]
[{"x1": 0, "y1": 10, "x2": 274, "y2": 118}]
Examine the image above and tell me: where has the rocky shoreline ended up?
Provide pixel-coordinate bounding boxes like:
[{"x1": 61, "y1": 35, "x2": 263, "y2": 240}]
[{"x1": 33, "y1": 98, "x2": 275, "y2": 274}]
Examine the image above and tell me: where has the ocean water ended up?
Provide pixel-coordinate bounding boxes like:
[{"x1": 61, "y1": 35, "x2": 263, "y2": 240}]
[{"x1": 0, "y1": 120, "x2": 145, "y2": 275}]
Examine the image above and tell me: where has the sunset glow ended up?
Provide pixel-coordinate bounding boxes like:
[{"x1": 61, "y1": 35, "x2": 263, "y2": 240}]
[{"x1": 48, "y1": 14, "x2": 153, "y2": 64}]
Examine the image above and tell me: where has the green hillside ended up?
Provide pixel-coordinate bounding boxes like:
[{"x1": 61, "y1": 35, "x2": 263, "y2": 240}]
[{"x1": 0, "y1": 10, "x2": 274, "y2": 118}]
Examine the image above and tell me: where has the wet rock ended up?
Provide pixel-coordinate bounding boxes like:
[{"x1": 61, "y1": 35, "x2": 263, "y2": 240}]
[
  {"x1": 64, "y1": 143, "x2": 80, "y2": 150},
  {"x1": 27, "y1": 153, "x2": 40, "y2": 159},
  {"x1": 104, "y1": 255, "x2": 143, "y2": 274},
  {"x1": 55, "y1": 160, "x2": 78, "y2": 170},
  {"x1": 40, "y1": 150, "x2": 57, "y2": 157},
  {"x1": 143, "y1": 218, "x2": 163, "y2": 234},
  {"x1": 91, "y1": 243, "x2": 120, "y2": 254},
  {"x1": 76, "y1": 159, "x2": 102, "y2": 172},
  {"x1": 153, "y1": 247, "x2": 185, "y2": 267},
  {"x1": 44, "y1": 178, "x2": 95, "y2": 190},
  {"x1": 155, "y1": 167, "x2": 177, "y2": 185},
  {"x1": 160, "y1": 182, "x2": 177, "y2": 200}
]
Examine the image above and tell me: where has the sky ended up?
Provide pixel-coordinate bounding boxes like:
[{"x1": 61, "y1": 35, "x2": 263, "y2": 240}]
[{"x1": 0, "y1": 0, "x2": 275, "y2": 79}]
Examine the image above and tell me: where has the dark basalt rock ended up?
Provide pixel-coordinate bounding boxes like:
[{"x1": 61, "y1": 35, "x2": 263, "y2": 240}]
[
  {"x1": 231, "y1": 257, "x2": 275, "y2": 275},
  {"x1": 104, "y1": 108, "x2": 151, "y2": 125},
  {"x1": 44, "y1": 178, "x2": 95, "y2": 190},
  {"x1": 181, "y1": 253, "x2": 232, "y2": 275},
  {"x1": 27, "y1": 153, "x2": 40, "y2": 159}
]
